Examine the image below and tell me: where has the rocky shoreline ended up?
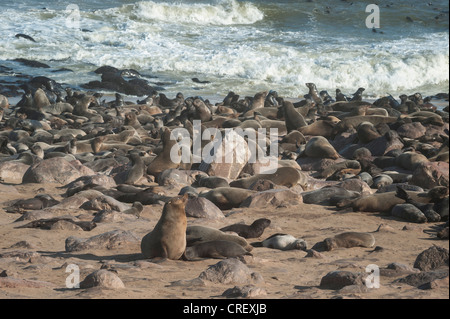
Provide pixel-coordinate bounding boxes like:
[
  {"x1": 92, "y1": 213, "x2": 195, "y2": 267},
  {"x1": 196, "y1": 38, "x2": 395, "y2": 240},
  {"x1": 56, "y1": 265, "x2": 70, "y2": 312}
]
[{"x1": 0, "y1": 66, "x2": 448, "y2": 299}]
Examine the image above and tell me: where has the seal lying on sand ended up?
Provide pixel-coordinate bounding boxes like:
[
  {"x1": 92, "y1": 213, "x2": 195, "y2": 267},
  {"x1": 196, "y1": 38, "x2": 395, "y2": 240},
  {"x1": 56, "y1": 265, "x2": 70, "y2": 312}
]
[
  {"x1": 219, "y1": 218, "x2": 271, "y2": 239},
  {"x1": 183, "y1": 240, "x2": 252, "y2": 260},
  {"x1": 251, "y1": 233, "x2": 307, "y2": 251},
  {"x1": 323, "y1": 232, "x2": 375, "y2": 251}
]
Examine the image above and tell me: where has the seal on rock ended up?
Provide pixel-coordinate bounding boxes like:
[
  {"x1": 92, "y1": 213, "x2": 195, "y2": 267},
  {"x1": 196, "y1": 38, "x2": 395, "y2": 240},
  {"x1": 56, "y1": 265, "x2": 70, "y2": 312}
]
[
  {"x1": 219, "y1": 218, "x2": 271, "y2": 239},
  {"x1": 140, "y1": 194, "x2": 188, "y2": 260}
]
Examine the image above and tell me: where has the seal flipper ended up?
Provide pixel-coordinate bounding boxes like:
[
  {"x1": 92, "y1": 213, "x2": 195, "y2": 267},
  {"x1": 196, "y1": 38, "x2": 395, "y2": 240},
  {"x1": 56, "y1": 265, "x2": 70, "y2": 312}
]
[{"x1": 395, "y1": 186, "x2": 410, "y2": 201}]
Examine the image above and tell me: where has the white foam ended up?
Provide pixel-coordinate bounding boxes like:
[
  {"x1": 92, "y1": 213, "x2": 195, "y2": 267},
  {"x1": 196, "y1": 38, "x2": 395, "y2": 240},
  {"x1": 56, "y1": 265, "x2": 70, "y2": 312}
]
[{"x1": 132, "y1": 0, "x2": 264, "y2": 26}]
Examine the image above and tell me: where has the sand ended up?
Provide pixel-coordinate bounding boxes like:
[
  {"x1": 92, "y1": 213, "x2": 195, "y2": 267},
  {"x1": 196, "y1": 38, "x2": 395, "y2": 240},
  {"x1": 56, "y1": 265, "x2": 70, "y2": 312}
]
[{"x1": 0, "y1": 180, "x2": 448, "y2": 300}]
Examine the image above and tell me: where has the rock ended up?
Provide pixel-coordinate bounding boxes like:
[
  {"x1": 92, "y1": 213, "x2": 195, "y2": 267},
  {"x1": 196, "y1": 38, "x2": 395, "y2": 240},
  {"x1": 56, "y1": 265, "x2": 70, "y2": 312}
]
[
  {"x1": 379, "y1": 262, "x2": 420, "y2": 277},
  {"x1": 437, "y1": 227, "x2": 449, "y2": 239},
  {"x1": 376, "y1": 224, "x2": 396, "y2": 233},
  {"x1": 185, "y1": 197, "x2": 225, "y2": 219},
  {"x1": 337, "y1": 178, "x2": 372, "y2": 195},
  {"x1": 240, "y1": 189, "x2": 302, "y2": 208},
  {"x1": 305, "y1": 249, "x2": 326, "y2": 259},
  {"x1": 92, "y1": 210, "x2": 138, "y2": 223},
  {"x1": 80, "y1": 195, "x2": 130, "y2": 212},
  {"x1": 418, "y1": 276, "x2": 449, "y2": 290},
  {"x1": 222, "y1": 285, "x2": 267, "y2": 298},
  {"x1": 0, "y1": 250, "x2": 41, "y2": 260},
  {"x1": 0, "y1": 161, "x2": 30, "y2": 184},
  {"x1": 319, "y1": 271, "x2": 366, "y2": 290},
  {"x1": 396, "y1": 269, "x2": 449, "y2": 287},
  {"x1": 158, "y1": 169, "x2": 206, "y2": 187},
  {"x1": 50, "y1": 220, "x2": 84, "y2": 231},
  {"x1": 199, "y1": 130, "x2": 250, "y2": 180},
  {"x1": 413, "y1": 246, "x2": 449, "y2": 271},
  {"x1": 65, "y1": 230, "x2": 140, "y2": 252},
  {"x1": 8, "y1": 241, "x2": 36, "y2": 249},
  {"x1": 198, "y1": 258, "x2": 264, "y2": 285},
  {"x1": 64, "y1": 174, "x2": 117, "y2": 197},
  {"x1": 22, "y1": 158, "x2": 94, "y2": 184},
  {"x1": 79, "y1": 269, "x2": 125, "y2": 289},
  {"x1": 410, "y1": 162, "x2": 449, "y2": 189}
]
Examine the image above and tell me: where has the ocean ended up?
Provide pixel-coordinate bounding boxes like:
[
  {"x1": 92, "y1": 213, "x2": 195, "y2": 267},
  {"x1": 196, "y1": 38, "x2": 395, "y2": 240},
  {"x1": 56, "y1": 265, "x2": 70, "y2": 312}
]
[{"x1": 0, "y1": 0, "x2": 449, "y2": 101}]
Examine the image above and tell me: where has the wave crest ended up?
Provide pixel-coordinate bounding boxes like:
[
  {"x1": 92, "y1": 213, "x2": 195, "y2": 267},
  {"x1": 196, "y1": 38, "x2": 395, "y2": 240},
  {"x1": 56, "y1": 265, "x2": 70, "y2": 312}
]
[{"x1": 132, "y1": 0, "x2": 264, "y2": 25}]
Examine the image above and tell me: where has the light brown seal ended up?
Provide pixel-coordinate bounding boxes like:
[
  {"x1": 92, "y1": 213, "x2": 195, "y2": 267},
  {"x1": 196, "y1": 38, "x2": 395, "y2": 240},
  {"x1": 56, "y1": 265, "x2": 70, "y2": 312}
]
[
  {"x1": 199, "y1": 187, "x2": 255, "y2": 210},
  {"x1": 140, "y1": 194, "x2": 188, "y2": 260},
  {"x1": 147, "y1": 128, "x2": 180, "y2": 179},
  {"x1": 186, "y1": 225, "x2": 253, "y2": 252},
  {"x1": 303, "y1": 136, "x2": 340, "y2": 159},
  {"x1": 323, "y1": 232, "x2": 375, "y2": 251},
  {"x1": 183, "y1": 240, "x2": 252, "y2": 260}
]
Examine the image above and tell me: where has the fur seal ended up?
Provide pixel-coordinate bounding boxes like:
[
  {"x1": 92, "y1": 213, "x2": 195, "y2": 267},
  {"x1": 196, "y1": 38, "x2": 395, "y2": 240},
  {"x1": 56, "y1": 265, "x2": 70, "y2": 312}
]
[
  {"x1": 282, "y1": 101, "x2": 308, "y2": 132},
  {"x1": 391, "y1": 204, "x2": 427, "y2": 223},
  {"x1": 303, "y1": 136, "x2": 340, "y2": 159},
  {"x1": 5, "y1": 194, "x2": 59, "y2": 213},
  {"x1": 147, "y1": 128, "x2": 179, "y2": 179},
  {"x1": 395, "y1": 187, "x2": 441, "y2": 222},
  {"x1": 124, "y1": 152, "x2": 145, "y2": 185},
  {"x1": 183, "y1": 240, "x2": 251, "y2": 260},
  {"x1": 323, "y1": 232, "x2": 375, "y2": 251},
  {"x1": 299, "y1": 120, "x2": 336, "y2": 138},
  {"x1": 252, "y1": 233, "x2": 307, "y2": 251},
  {"x1": 219, "y1": 218, "x2": 271, "y2": 239},
  {"x1": 229, "y1": 167, "x2": 305, "y2": 189},
  {"x1": 140, "y1": 194, "x2": 188, "y2": 260},
  {"x1": 199, "y1": 187, "x2": 255, "y2": 210},
  {"x1": 337, "y1": 191, "x2": 431, "y2": 212},
  {"x1": 357, "y1": 122, "x2": 381, "y2": 144},
  {"x1": 186, "y1": 225, "x2": 253, "y2": 251},
  {"x1": 195, "y1": 175, "x2": 230, "y2": 188}
]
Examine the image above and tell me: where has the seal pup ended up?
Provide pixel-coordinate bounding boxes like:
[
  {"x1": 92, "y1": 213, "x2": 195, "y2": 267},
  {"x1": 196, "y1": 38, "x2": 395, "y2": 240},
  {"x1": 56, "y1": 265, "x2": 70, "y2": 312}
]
[
  {"x1": 183, "y1": 240, "x2": 252, "y2": 260},
  {"x1": 5, "y1": 194, "x2": 59, "y2": 213},
  {"x1": 251, "y1": 233, "x2": 307, "y2": 251},
  {"x1": 323, "y1": 232, "x2": 375, "y2": 251},
  {"x1": 219, "y1": 218, "x2": 271, "y2": 239},
  {"x1": 140, "y1": 194, "x2": 188, "y2": 260}
]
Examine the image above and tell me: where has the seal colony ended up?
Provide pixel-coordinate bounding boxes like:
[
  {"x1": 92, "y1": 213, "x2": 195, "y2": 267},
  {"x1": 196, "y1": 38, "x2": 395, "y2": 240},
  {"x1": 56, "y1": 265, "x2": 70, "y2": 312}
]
[{"x1": 0, "y1": 71, "x2": 448, "y2": 298}]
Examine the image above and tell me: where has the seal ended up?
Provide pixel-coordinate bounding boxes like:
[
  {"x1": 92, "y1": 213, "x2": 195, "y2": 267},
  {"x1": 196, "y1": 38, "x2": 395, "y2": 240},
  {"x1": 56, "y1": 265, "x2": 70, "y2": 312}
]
[
  {"x1": 336, "y1": 190, "x2": 431, "y2": 212},
  {"x1": 305, "y1": 83, "x2": 323, "y2": 105},
  {"x1": 199, "y1": 187, "x2": 255, "y2": 210},
  {"x1": 195, "y1": 175, "x2": 230, "y2": 189},
  {"x1": 5, "y1": 194, "x2": 59, "y2": 213},
  {"x1": 323, "y1": 232, "x2": 375, "y2": 251},
  {"x1": 140, "y1": 194, "x2": 188, "y2": 260},
  {"x1": 186, "y1": 225, "x2": 253, "y2": 251},
  {"x1": 147, "y1": 128, "x2": 180, "y2": 180},
  {"x1": 252, "y1": 233, "x2": 307, "y2": 251},
  {"x1": 124, "y1": 152, "x2": 145, "y2": 185},
  {"x1": 219, "y1": 218, "x2": 271, "y2": 239},
  {"x1": 357, "y1": 122, "x2": 381, "y2": 144},
  {"x1": 183, "y1": 240, "x2": 252, "y2": 260},
  {"x1": 282, "y1": 100, "x2": 308, "y2": 133},
  {"x1": 394, "y1": 152, "x2": 429, "y2": 171},
  {"x1": 281, "y1": 130, "x2": 306, "y2": 145},
  {"x1": 395, "y1": 187, "x2": 441, "y2": 222},
  {"x1": 229, "y1": 167, "x2": 306, "y2": 189},
  {"x1": 298, "y1": 120, "x2": 336, "y2": 138},
  {"x1": 391, "y1": 204, "x2": 427, "y2": 223},
  {"x1": 302, "y1": 136, "x2": 340, "y2": 159}
]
